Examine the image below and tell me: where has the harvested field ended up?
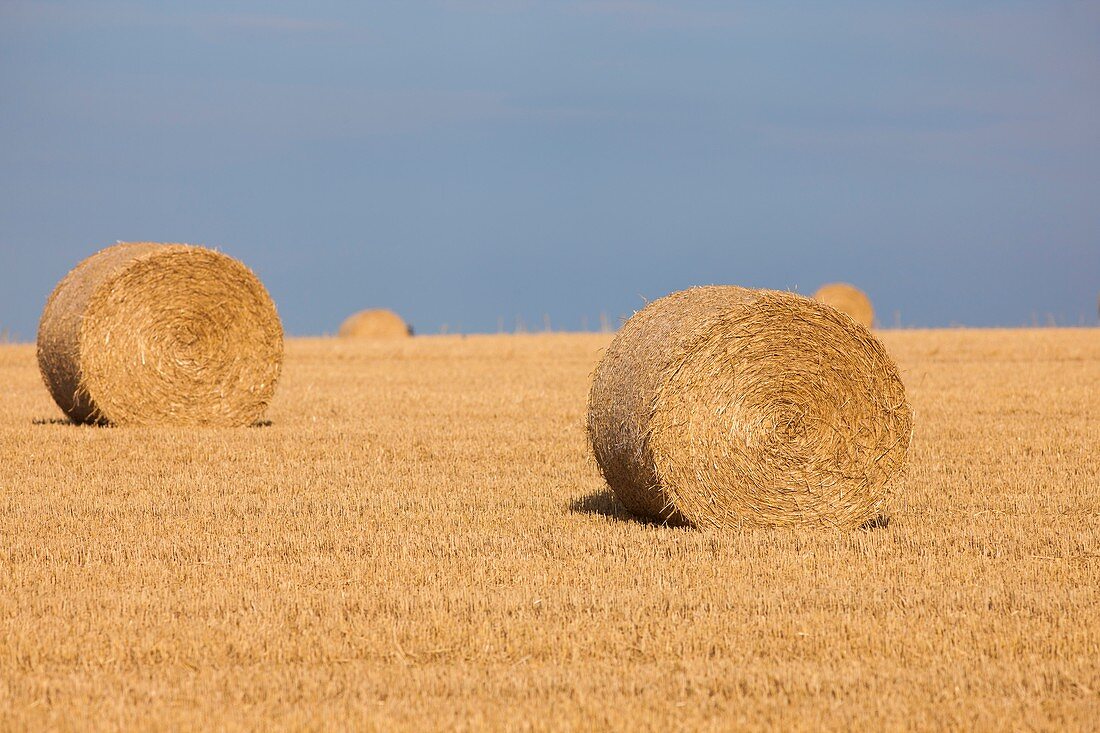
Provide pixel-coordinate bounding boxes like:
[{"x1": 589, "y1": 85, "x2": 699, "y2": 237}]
[{"x1": 1, "y1": 330, "x2": 1098, "y2": 730}]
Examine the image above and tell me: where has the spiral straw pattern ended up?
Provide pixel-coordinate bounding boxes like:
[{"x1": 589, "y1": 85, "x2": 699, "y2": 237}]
[
  {"x1": 587, "y1": 286, "x2": 911, "y2": 529},
  {"x1": 37, "y1": 242, "x2": 284, "y2": 426},
  {"x1": 812, "y1": 282, "x2": 875, "y2": 328}
]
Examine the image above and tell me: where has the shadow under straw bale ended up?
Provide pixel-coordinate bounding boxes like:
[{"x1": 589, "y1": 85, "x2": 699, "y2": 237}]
[{"x1": 569, "y1": 489, "x2": 688, "y2": 527}]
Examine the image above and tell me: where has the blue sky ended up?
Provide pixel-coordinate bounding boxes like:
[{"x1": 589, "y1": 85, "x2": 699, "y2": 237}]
[{"x1": 1, "y1": 0, "x2": 1097, "y2": 337}]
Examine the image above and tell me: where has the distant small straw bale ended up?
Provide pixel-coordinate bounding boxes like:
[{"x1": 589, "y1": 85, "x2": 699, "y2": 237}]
[
  {"x1": 812, "y1": 283, "x2": 874, "y2": 328},
  {"x1": 338, "y1": 309, "x2": 413, "y2": 339}
]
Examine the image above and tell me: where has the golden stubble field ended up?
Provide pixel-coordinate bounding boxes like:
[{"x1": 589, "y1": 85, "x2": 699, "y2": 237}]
[{"x1": 1, "y1": 329, "x2": 1098, "y2": 731}]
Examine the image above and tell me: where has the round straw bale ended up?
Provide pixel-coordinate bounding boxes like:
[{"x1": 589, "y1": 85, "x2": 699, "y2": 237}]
[
  {"x1": 587, "y1": 286, "x2": 911, "y2": 529},
  {"x1": 37, "y1": 242, "x2": 283, "y2": 426},
  {"x1": 338, "y1": 309, "x2": 412, "y2": 339},
  {"x1": 812, "y1": 282, "x2": 874, "y2": 328}
]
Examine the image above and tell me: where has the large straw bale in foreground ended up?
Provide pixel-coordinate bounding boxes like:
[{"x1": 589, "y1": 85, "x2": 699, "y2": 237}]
[
  {"x1": 587, "y1": 286, "x2": 911, "y2": 529},
  {"x1": 37, "y1": 242, "x2": 284, "y2": 426},
  {"x1": 338, "y1": 309, "x2": 412, "y2": 339},
  {"x1": 813, "y1": 282, "x2": 874, "y2": 328}
]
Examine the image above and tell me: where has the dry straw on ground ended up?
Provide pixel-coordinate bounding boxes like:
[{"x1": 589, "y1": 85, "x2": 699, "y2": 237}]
[
  {"x1": 37, "y1": 242, "x2": 284, "y2": 426},
  {"x1": 338, "y1": 309, "x2": 412, "y2": 339},
  {"x1": 1, "y1": 331, "x2": 1098, "y2": 728},
  {"x1": 588, "y1": 286, "x2": 912, "y2": 529},
  {"x1": 813, "y1": 282, "x2": 875, "y2": 327}
]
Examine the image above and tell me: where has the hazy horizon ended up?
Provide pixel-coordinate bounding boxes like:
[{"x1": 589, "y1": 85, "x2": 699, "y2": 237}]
[{"x1": 2, "y1": 1, "x2": 1098, "y2": 339}]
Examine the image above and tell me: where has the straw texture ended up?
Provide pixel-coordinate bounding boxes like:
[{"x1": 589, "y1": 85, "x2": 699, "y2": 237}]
[
  {"x1": 813, "y1": 283, "x2": 874, "y2": 328},
  {"x1": 587, "y1": 286, "x2": 912, "y2": 529},
  {"x1": 37, "y1": 242, "x2": 284, "y2": 426},
  {"x1": 338, "y1": 309, "x2": 412, "y2": 339}
]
